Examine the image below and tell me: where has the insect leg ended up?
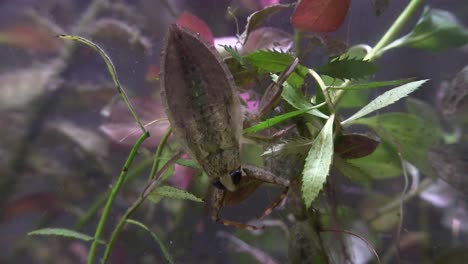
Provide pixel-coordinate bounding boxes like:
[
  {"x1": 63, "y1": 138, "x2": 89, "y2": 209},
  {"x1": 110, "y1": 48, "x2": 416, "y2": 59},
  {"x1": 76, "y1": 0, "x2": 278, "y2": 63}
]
[
  {"x1": 242, "y1": 165, "x2": 289, "y2": 220},
  {"x1": 257, "y1": 57, "x2": 299, "y2": 118},
  {"x1": 211, "y1": 188, "x2": 262, "y2": 230}
]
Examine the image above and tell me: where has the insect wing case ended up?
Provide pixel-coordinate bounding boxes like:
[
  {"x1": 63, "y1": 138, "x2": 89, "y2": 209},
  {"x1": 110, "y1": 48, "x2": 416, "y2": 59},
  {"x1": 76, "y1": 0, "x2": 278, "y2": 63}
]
[{"x1": 160, "y1": 25, "x2": 242, "y2": 182}]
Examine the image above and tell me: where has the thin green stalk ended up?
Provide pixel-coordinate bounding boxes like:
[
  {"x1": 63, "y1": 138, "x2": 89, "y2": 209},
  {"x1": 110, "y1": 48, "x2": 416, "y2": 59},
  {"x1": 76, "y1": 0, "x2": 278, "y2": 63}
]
[
  {"x1": 365, "y1": 0, "x2": 425, "y2": 61},
  {"x1": 101, "y1": 152, "x2": 182, "y2": 264},
  {"x1": 59, "y1": 35, "x2": 147, "y2": 133},
  {"x1": 74, "y1": 154, "x2": 155, "y2": 230},
  {"x1": 308, "y1": 69, "x2": 334, "y2": 113},
  {"x1": 87, "y1": 131, "x2": 149, "y2": 264},
  {"x1": 332, "y1": 0, "x2": 425, "y2": 106},
  {"x1": 149, "y1": 127, "x2": 172, "y2": 180},
  {"x1": 293, "y1": 30, "x2": 303, "y2": 59}
]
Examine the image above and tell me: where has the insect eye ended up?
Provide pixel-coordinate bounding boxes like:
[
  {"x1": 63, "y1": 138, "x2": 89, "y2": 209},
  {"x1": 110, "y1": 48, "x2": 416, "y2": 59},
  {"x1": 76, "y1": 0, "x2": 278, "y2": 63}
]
[
  {"x1": 230, "y1": 168, "x2": 242, "y2": 185},
  {"x1": 211, "y1": 179, "x2": 226, "y2": 190}
]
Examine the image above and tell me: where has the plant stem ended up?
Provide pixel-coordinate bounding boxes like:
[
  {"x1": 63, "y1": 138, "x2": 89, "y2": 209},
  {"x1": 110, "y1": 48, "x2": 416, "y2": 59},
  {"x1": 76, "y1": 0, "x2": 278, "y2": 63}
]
[
  {"x1": 365, "y1": 0, "x2": 425, "y2": 61},
  {"x1": 87, "y1": 131, "x2": 149, "y2": 264},
  {"x1": 101, "y1": 152, "x2": 182, "y2": 264},
  {"x1": 149, "y1": 127, "x2": 172, "y2": 180},
  {"x1": 332, "y1": 0, "x2": 424, "y2": 106},
  {"x1": 74, "y1": 155, "x2": 155, "y2": 230}
]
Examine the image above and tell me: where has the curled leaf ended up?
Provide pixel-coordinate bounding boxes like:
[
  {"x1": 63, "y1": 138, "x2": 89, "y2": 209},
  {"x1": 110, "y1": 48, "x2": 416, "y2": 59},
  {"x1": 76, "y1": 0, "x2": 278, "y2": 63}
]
[{"x1": 241, "y1": 4, "x2": 293, "y2": 43}]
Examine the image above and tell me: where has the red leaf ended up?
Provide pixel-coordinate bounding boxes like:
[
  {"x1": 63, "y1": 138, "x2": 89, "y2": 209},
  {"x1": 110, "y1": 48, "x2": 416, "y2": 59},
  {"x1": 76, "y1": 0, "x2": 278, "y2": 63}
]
[
  {"x1": 0, "y1": 24, "x2": 61, "y2": 53},
  {"x1": 145, "y1": 64, "x2": 160, "y2": 81},
  {"x1": 2, "y1": 192, "x2": 62, "y2": 222},
  {"x1": 99, "y1": 98, "x2": 170, "y2": 148},
  {"x1": 291, "y1": 0, "x2": 351, "y2": 32},
  {"x1": 335, "y1": 134, "x2": 379, "y2": 159},
  {"x1": 176, "y1": 11, "x2": 214, "y2": 45},
  {"x1": 169, "y1": 154, "x2": 196, "y2": 190}
]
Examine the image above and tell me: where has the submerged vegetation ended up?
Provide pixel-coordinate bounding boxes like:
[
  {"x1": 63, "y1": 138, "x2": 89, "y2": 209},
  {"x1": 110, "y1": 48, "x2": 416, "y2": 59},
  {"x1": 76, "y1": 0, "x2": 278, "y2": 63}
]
[{"x1": 1, "y1": 0, "x2": 468, "y2": 263}]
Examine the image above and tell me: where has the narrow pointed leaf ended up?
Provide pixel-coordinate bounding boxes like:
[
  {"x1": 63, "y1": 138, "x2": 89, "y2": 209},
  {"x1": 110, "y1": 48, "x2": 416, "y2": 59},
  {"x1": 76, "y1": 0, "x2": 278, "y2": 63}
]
[
  {"x1": 342, "y1": 80, "x2": 428, "y2": 125},
  {"x1": 28, "y1": 228, "x2": 103, "y2": 243},
  {"x1": 328, "y1": 78, "x2": 415, "y2": 90},
  {"x1": 243, "y1": 106, "x2": 324, "y2": 134},
  {"x1": 302, "y1": 115, "x2": 335, "y2": 209},
  {"x1": 148, "y1": 185, "x2": 204, "y2": 204}
]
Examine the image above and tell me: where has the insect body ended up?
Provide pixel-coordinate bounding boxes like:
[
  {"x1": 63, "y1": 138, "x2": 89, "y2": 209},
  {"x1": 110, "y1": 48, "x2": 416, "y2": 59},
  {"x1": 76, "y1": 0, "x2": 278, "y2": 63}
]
[{"x1": 160, "y1": 24, "x2": 289, "y2": 229}]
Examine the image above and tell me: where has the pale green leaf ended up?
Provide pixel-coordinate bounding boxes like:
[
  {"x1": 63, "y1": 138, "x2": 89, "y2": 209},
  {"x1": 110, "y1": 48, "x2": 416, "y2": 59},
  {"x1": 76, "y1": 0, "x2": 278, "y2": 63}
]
[
  {"x1": 28, "y1": 228, "x2": 103, "y2": 244},
  {"x1": 148, "y1": 185, "x2": 204, "y2": 204},
  {"x1": 353, "y1": 113, "x2": 442, "y2": 175},
  {"x1": 126, "y1": 219, "x2": 174, "y2": 264},
  {"x1": 349, "y1": 142, "x2": 402, "y2": 179},
  {"x1": 342, "y1": 80, "x2": 428, "y2": 125},
  {"x1": 333, "y1": 156, "x2": 372, "y2": 185},
  {"x1": 302, "y1": 115, "x2": 335, "y2": 209},
  {"x1": 382, "y1": 7, "x2": 468, "y2": 53}
]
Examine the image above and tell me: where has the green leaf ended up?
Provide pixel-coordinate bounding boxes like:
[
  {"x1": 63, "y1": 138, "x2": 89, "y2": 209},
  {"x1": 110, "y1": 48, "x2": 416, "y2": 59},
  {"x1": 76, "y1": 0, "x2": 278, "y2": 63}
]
[
  {"x1": 353, "y1": 113, "x2": 442, "y2": 174},
  {"x1": 28, "y1": 228, "x2": 104, "y2": 244},
  {"x1": 322, "y1": 75, "x2": 368, "y2": 109},
  {"x1": 176, "y1": 158, "x2": 200, "y2": 169},
  {"x1": 329, "y1": 78, "x2": 415, "y2": 90},
  {"x1": 349, "y1": 142, "x2": 402, "y2": 179},
  {"x1": 342, "y1": 80, "x2": 428, "y2": 125},
  {"x1": 222, "y1": 45, "x2": 245, "y2": 65},
  {"x1": 148, "y1": 185, "x2": 204, "y2": 204},
  {"x1": 302, "y1": 115, "x2": 335, "y2": 209},
  {"x1": 333, "y1": 156, "x2": 372, "y2": 185},
  {"x1": 224, "y1": 57, "x2": 258, "y2": 86},
  {"x1": 315, "y1": 56, "x2": 378, "y2": 80},
  {"x1": 243, "y1": 107, "x2": 323, "y2": 134},
  {"x1": 126, "y1": 219, "x2": 175, "y2": 264},
  {"x1": 244, "y1": 50, "x2": 307, "y2": 88},
  {"x1": 275, "y1": 75, "x2": 328, "y2": 119},
  {"x1": 383, "y1": 7, "x2": 468, "y2": 52}
]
